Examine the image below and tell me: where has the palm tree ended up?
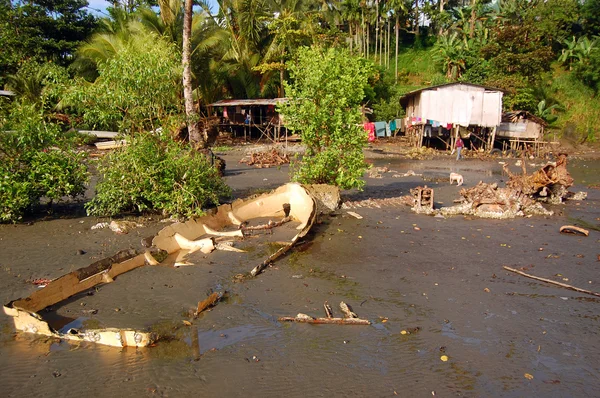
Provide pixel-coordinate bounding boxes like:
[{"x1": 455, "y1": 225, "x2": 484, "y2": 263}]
[
  {"x1": 433, "y1": 32, "x2": 467, "y2": 80},
  {"x1": 183, "y1": 0, "x2": 201, "y2": 143}
]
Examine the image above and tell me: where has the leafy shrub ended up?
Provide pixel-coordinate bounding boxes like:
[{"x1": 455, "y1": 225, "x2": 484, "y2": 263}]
[
  {"x1": 278, "y1": 46, "x2": 374, "y2": 190},
  {"x1": 85, "y1": 133, "x2": 231, "y2": 218},
  {"x1": 65, "y1": 31, "x2": 182, "y2": 133},
  {"x1": 0, "y1": 104, "x2": 88, "y2": 222}
]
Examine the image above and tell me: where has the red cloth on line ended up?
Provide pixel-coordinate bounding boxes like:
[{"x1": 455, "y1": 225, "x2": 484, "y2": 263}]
[{"x1": 364, "y1": 122, "x2": 376, "y2": 142}]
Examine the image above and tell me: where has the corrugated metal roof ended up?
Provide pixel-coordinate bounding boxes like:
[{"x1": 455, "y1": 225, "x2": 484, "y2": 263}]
[
  {"x1": 400, "y1": 82, "x2": 505, "y2": 106},
  {"x1": 208, "y1": 98, "x2": 287, "y2": 107},
  {"x1": 0, "y1": 90, "x2": 15, "y2": 96}
]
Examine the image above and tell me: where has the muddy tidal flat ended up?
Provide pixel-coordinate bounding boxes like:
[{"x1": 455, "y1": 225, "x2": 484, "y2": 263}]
[{"x1": 0, "y1": 149, "x2": 599, "y2": 397}]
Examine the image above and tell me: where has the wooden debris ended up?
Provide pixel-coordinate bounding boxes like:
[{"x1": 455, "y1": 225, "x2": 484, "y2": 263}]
[
  {"x1": 278, "y1": 314, "x2": 371, "y2": 325},
  {"x1": 324, "y1": 301, "x2": 333, "y2": 318},
  {"x1": 559, "y1": 225, "x2": 589, "y2": 237},
  {"x1": 194, "y1": 292, "x2": 224, "y2": 318},
  {"x1": 346, "y1": 211, "x2": 363, "y2": 219},
  {"x1": 239, "y1": 148, "x2": 290, "y2": 168},
  {"x1": 410, "y1": 185, "x2": 434, "y2": 212},
  {"x1": 241, "y1": 217, "x2": 291, "y2": 233},
  {"x1": 339, "y1": 301, "x2": 358, "y2": 318},
  {"x1": 279, "y1": 301, "x2": 370, "y2": 325},
  {"x1": 504, "y1": 153, "x2": 574, "y2": 202},
  {"x1": 503, "y1": 266, "x2": 600, "y2": 298}
]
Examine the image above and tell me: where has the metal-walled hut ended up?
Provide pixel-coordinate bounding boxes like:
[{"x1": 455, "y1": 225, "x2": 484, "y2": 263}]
[
  {"x1": 207, "y1": 98, "x2": 287, "y2": 141},
  {"x1": 399, "y1": 83, "x2": 504, "y2": 151}
]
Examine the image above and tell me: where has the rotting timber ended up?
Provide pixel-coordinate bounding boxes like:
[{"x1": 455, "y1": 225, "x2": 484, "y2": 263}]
[
  {"x1": 4, "y1": 183, "x2": 317, "y2": 348},
  {"x1": 440, "y1": 154, "x2": 581, "y2": 218}
]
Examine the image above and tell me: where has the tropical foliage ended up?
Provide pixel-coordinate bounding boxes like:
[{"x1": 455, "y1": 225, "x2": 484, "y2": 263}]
[
  {"x1": 279, "y1": 46, "x2": 373, "y2": 190},
  {"x1": 2, "y1": 0, "x2": 600, "y2": 222},
  {"x1": 0, "y1": 104, "x2": 88, "y2": 222},
  {"x1": 85, "y1": 132, "x2": 231, "y2": 217}
]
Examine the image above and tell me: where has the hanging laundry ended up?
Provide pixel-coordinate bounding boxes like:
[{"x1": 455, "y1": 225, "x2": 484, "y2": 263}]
[
  {"x1": 364, "y1": 122, "x2": 376, "y2": 142},
  {"x1": 389, "y1": 119, "x2": 397, "y2": 132},
  {"x1": 385, "y1": 122, "x2": 391, "y2": 137},
  {"x1": 223, "y1": 107, "x2": 229, "y2": 119},
  {"x1": 432, "y1": 121, "x2": 440, "y2": 128},
  {"x1": 374, "y1": 121, "x2": 387, "y2": 137}
]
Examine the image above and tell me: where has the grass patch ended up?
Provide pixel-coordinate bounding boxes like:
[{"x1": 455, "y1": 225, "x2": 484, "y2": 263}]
[{"x1": 546, "y1": 65, "x2": 600, "y2": 143}]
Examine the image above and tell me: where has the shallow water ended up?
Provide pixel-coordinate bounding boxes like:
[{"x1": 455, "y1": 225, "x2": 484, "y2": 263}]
[{"x1": 0, "y1": 156, "x2": 599, "y2": 397}]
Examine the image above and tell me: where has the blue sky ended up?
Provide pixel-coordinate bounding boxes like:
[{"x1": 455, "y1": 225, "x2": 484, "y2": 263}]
[{"x1": 85, "y1": 0, "x2": 219, "y2": 16}]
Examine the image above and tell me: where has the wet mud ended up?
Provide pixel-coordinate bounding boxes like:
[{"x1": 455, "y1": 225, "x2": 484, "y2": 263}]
[{"x1": 0, "y1": 150, "x2": 599, "y2": 397}]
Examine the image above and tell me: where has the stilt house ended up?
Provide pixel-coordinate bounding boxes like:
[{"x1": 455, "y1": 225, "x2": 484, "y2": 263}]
[{"x1": 399, "y1": 83, "x2": 504, "y2": 152}]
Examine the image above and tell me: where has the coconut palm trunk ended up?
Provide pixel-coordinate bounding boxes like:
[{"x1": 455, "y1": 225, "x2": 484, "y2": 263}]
[
  {"x1": 395, "y1": 13, "x2": 399, "y2": 82},
  {"x1": 183, "y1": 0, "x2": 201, "y2": 144}
]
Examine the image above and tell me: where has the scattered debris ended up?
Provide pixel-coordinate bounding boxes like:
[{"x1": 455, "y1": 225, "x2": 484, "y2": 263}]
[
  {"x1": 440, "y1": 181, "x2": 553, "y2": 219},
  {"x1": 90, "y1": 220, "x2": 144, "y2": 234},
  {"x1": 4, "y1": 184, "x2": 318, "y2": 347},
  {"x1": 559, "y1": 225, "x2": 589, "y2": 237},
  {"x1": 504, "y1": 153, "x2": 574, "y2": 204},
  {"x1": 410, "y1": 186, "x2": 434, "y2": 214},
  {"x1": 368, "y1": 166, "x2": 389, "y2": 179},
  {"x1": 503, "y1": 266, "x2": 600, "y2": 298},
  {"x1": 239, "y1": 148, "x2": 290, "y2": 168},
  {"x1": 29, "y1": 278, "x2": 53, "y2": 287},
  {"x1": 346, "y1": 211, "x2": 363, "y2": 219},
  {"x1": 151, "y1": 183, "x2": 316, "y2": 274},
  {"x1": 278, "y1": 301, "x2": 371, "y2": 325},
  {"x1": 4, "y1": 249, "x2": 160, "y2": 347},
  {"x1": 339, "y1": 301, "x2": 358, "y2": 318}
]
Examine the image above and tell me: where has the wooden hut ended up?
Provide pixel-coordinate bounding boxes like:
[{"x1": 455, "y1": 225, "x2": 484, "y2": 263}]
[
  {"x1": 496, "y1": 110, "x2": 548, "y2": 156},
  {"x1": 208, "y1": 98, "x2": 287, "y2": 141},
  {"x1": 399, "y1": 83, "x2": 504, "y2": 151}
]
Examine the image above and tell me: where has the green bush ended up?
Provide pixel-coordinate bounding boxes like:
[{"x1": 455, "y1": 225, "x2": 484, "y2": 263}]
[
  {"x1": 85, "y1": 133, "x2": 231, "y2": 218},
  {"x1": 279, "y1": 46, "x2": 374, "y2": 190},
  {"x1": 0, "y1": 104, "x2": 88, "y2": 222},
  {"x1": 66, "y1": 31, "x2": 182, "y2": 133}
]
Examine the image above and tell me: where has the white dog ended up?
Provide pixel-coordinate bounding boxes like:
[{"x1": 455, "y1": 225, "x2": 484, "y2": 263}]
[{"x1": 449, "y1": 172, "x2": 463, "y2": 186}]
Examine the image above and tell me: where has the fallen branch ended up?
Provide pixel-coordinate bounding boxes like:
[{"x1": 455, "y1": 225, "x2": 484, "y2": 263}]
[
  {"x1": 278, "y1": 314, "x2": 371, "y2": 325},
  {"x1": 194, "y1": 292, "x2": 224, "y2": 318},
  {"x1": 241, "y1": 217, "x2": 291, "y2": 233},
  {"x1": 503, "y1": 266, "x2": 600, "y2": 298},
  {"x1": 324, "y1": 301, "x2": 333, "y2": 318},
  {"x1": 339, "y1": 301, "x2": 358, "y2": 318},
  {"x1": 559, "y1": 225, "x2": 589, "y2": 236}
]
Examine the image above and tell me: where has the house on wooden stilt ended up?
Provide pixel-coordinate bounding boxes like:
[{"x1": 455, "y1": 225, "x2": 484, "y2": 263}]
[{"x1": 399, "y1": 83, "x2": 504, "y2": 152}]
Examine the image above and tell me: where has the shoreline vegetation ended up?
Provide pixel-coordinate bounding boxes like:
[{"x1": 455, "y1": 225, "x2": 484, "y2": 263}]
[{"x1": 2, "y1": 0, "x2": 600, "y2": 223}]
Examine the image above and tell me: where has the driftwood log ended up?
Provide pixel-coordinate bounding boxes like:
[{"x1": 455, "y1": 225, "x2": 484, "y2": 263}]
[
  {"x1": 278, "y1": 315, "x2": 371, "y2": 325},
  {"x1": 279, "y1": 302, "x2": 371, "y2": 325},
  {"x1": 324, "y1": 302, "x2": 334, "y2": 318},
  {"x1": 559, "y1": 225, "x2": 590, "y2": 236},
  {"x1": 503, "y1": 266, "x2": 600, "y2": 298},
  {"x1": 504, "y1": 153, "x2": 574, "y2": 199}
]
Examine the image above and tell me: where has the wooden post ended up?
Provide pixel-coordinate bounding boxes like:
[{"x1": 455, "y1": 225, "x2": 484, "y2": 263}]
[
  {"x1": 489, "y1": 126, "x2": 496, "y2": 153},
  {"x1": 418, "y1": 125, "x2": 424, "y2": 148}
]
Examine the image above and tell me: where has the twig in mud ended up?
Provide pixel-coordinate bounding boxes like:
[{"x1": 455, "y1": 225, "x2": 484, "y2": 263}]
[
  {"x1": 503, "y1": 266, "x2": 600, "y2": 298},
  {"x1": 339, "y1": 301, "x2": 358, "y2": 318},
  {"x1": 241, "y1": 217, "x2": 291, "y2": 233},
  {"x1": 278, "y1": 314, "x2": 371, "y2": 325},
  {"x1": 194, "y1": 292, "x2": 224, "y2": 318},
  {"x1": 324, "y1": 301, "x2": 333, "y2": 318}
]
